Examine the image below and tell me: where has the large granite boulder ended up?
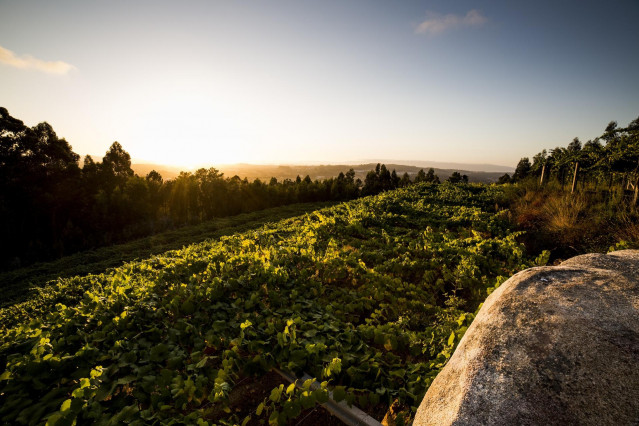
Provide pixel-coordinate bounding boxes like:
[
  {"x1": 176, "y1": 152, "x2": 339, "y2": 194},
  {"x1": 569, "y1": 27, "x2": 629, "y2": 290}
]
[{"x1": 414, "y1": 250, "x2": 639, "y2": 425}]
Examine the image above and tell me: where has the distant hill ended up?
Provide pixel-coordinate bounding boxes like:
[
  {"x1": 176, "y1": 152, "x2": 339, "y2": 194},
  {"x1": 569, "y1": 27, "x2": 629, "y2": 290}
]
[
  {"x1": 354, "y1": 159, "x2": 514, "y2": 173},
  {"x1": 216, "y1": 163, "x2": 509, "y2": 184},
  {"x1": 131, "y1": 163, "x2": 183, "y2": 180},
  {"x1": 127, "y1": 162, "x2": 508, "y2": 184},
  {"x1": 85, "y1": 157, "x2": 184, "y2": 180}
]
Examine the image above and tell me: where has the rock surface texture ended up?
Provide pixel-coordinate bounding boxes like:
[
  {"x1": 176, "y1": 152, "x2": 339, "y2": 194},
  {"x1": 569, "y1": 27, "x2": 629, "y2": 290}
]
[{"x1": 414, "y1": 250, "x2": 639, "y2": 426}]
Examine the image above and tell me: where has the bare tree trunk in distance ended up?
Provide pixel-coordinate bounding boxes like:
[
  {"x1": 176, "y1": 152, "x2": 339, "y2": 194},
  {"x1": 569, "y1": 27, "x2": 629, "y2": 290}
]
[
  {"x1": 634, "y1": 160, "x2": 639, "y2": 206},
  {"x1": 539, "y1": 163, "x2": 546, "y2": 186},
  {"x1": 571, "y1": 162, "x2": 579, "y2": 194}
]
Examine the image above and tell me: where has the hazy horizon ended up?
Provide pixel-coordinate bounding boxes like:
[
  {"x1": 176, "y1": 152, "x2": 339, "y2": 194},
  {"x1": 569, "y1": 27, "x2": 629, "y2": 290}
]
[
  {"x1": 113, "y1": 157, "x2": 515, "y2": 172},
  {"x1": 2, "y1": 0, "x2": 638, "y2": 168}
]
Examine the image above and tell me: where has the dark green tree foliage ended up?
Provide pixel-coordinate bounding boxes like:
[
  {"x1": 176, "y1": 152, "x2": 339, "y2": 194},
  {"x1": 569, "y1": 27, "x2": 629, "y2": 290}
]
[
  {"x1": 360, "y1": 164, "x2": 411, "y2": 195},
  {"x1": 447, "y1": 171, "x2": 463, "y2": 184},
  {"x1": 0, "y1": 108, "x2": 432, "y2": 268},
  {"x1": 391, "y1": 169, "x2": 400, "y2": 188},
  {"x1": 0, "y1": 109, "x2": 81, "y2": 265},
  {"x1": 399, "y1": 172, "x2": 411, "y2": 187},
  {"x1": 512, "y1": 157, "x2": 532, "y2": 182},
  {"x1": 522, "y1": 116, "x2": 639, "y2": 201},
  {"x1": 101, "y1": 141, "x2": 133, "y2": 186},
  {"x1": 531, "y1": 149, "x2": 547, "y2": 177},
  {"x1": 497, "y1": 173, "x2": 511, "y2": 184},
  {"x1": 426, "y1": 168, "x2": 438, "y2": 183},
  {"x1": 414, "y1": 168, "x2": 439, "y2": 184}
]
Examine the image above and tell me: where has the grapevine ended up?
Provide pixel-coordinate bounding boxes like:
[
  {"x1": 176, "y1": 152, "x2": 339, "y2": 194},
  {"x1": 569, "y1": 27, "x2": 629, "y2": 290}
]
[{"x1": 0, "y1": 183, "x2": 540, "y2": 425}]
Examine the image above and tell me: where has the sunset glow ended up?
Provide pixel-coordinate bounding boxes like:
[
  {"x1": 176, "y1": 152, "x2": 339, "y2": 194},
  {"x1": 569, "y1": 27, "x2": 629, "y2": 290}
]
[
  {"x1": 1, "y1": 1, "x2": 638, "y2": 168},
  {"x1": 2, "y1": 3, "x2": 639, "y2": 424}
]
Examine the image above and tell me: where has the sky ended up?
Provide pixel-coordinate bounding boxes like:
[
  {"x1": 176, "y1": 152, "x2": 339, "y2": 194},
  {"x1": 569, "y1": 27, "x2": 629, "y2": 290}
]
[{"x1": 1, "y1": 0, "x2": 638, "y2": 169}]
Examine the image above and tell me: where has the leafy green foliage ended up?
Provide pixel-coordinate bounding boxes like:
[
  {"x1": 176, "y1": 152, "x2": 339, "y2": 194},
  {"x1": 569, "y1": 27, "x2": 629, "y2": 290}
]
[
  {"x1": 521, "y1": 115, "x2": 639, "y2": 199},
  {"x1": 0, "y1": 183, "x2": 535, "y2": 424},
  {"x1": 0, "y1": 201, "x2": 336, "y2": 319}
]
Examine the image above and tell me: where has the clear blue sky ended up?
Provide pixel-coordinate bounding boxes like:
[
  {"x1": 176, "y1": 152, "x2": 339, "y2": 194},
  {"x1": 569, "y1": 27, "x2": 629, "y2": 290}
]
[{"x1": 1, "y1": 0, "x2": 638, "y2": 168}]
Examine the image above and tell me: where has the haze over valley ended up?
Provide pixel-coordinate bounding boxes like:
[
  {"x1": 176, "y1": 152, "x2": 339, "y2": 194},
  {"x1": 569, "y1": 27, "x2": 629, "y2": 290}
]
[{"x1": 129, "y1": 161, "x2": 512, "y2": 183}]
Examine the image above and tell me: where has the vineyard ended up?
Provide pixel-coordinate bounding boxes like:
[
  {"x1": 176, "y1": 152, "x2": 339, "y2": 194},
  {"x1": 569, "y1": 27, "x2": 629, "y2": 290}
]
[
  {"x1": 0, "y1": 183, "x2": 545, "y2": 425},
  {"x1": 0, "y1": 201, "x2": 336, "y2": 314}
]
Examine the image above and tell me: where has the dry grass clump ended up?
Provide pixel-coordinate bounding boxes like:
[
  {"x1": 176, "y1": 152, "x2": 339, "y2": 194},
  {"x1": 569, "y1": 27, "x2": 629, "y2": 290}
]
[
  {"x1": 505, "y1": 180, "x2": 639, "y2": 261},
  {"x1": 507, "y1": 187, "x2": 620, "y2": 259},
  {"x1": 541, "y1": 194, "x2": 588, "y2": 234},
  {"x1": 614, "y1": 212, "x2": 639, "y2": 246},
  {"x1": 510, "y1": 189, "x2": 548, "y2": 228}
]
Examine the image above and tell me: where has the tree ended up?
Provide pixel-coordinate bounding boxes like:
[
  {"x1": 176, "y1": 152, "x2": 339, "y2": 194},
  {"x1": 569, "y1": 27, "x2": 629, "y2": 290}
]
[
  {"x1": 345, "y1": 168, "x2": 356, "y2": 184},
  {"x1": 362, "y1": 170, "x2": 379, "y2": 195},
  {"x1": 512, "y1": 158, "x2": 532, "y2": 182},
  {"x1": 146, "y1": 170, "x2": 163, "y2": 185},
  {"x1": 566, "y1": 138, "x2": 583, "y2": 193},
  {"x1": 145, "y1": 170, "x2": 164, "y2": 222},
  {"x1": 391, "y1": 169, "x2": 400, "y2": 188},
  {"x1": 101, "y1": 141, "x2": 133, "y2": 188},
  {"x1": 515, "y1": 117, "x2": 639, "y2": 203},
  {"x1": 399, "y1": 172, "x2": 411, "y2": 187},
  {"x1": 448, "y1": 171, "x2": 463, "y2": 184},
  {"x1": 379, "y1": 164, "x2": 392, "y2": 190},
  {"x1": 425, "y1": 168, "x2": 437, "y2": 183},
  {"x1": 531, "y1": 149, "x2": 548, "y2": 185},
  {"x1": 567, "y1": 137, "x2": 582, "y2": 153},
  {"x1": 0, "y1": 112, "x2": 82, "y2": 264},
  {"x1": 497, "y1": 173, "x2": 511, "y2": 184}
]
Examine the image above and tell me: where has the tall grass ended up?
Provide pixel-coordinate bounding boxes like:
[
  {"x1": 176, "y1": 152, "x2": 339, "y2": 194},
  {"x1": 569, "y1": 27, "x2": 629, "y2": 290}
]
[
  {"x1": 542, "y1": 194, "x2": 588, "y2": 233},
  {"x1": 616, "y1": 211, "x2": 639, "y2": 244},
  {"x1": 504, "y1": 181, "x2": 639, "y2": 260}
]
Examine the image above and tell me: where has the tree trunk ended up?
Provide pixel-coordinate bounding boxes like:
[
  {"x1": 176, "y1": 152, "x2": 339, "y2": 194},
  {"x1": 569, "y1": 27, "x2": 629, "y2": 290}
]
[
  {"x1": 571, "y1": 162, "x2": 579, "y2": 194},
  {"x1": 634, "y1": 175, "x2": 639, "y2": 206},
  {"x1": 539, "y1": 163, "x2": 546, "y2": 186},
  {"x1": 608, "y1": 173, "x2": 613, "y2": 191}
]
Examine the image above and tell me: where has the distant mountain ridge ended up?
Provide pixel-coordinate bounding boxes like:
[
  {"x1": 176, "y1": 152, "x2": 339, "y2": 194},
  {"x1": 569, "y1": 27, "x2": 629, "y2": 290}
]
[
  {"x1": 126, "y1": 162, "x2": 509, "y2": 184},
  {"x1": 130, "y1": 163, "x2": 184, "y2": 180},
  {"x1": 353, "y1": 159, "x2": 514, "y2": 173}
]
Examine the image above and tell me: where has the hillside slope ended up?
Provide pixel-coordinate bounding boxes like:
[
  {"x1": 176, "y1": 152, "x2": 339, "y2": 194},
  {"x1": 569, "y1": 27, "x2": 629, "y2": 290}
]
[
  {"x1": 0, "y1": 183, "x2": 540, "y2": 425},
  {"x1": 0, "y1": 202, "x2": 335, "y2": 312}
]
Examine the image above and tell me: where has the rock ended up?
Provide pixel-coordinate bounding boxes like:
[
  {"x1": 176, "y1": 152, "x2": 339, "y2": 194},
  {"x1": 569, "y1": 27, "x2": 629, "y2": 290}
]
[{"x1": 414, "y1": 250, "x2": 639, "y2": 426}]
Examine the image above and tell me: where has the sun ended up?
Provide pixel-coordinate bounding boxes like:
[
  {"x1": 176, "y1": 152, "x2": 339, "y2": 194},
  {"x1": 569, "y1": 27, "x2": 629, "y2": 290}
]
[
  {"x1": 122, "y1": 98, "x2": 254, "y2": 168},
  {"x1": 136, "y1": 140, "x2": 247, "y2": 169}
]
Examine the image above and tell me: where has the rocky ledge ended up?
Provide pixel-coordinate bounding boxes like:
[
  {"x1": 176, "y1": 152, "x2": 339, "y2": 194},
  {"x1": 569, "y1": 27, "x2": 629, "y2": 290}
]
[{"x1": 414, "y1": 250, "x2": 639, "y2": 426}]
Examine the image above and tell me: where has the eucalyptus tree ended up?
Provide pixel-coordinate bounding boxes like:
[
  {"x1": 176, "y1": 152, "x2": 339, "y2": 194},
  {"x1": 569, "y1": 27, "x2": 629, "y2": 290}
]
[
  {"x1": 426, "y1": 168, "x2": 437, "y2": 183},
  {"x1": 399, "y1": 172, "x2": 411, "y2": 187},
  {"x1": 448, "y1": 171, "x2": 463, "y2": 184},
  {"x1": 531, "y1": 149, "x2": 547, "y2": 185},
  {"x1": 414, "y1": 169, "x2": 426, "y2": 183},
  {"x1": 512, "y1": 157, "x2": 532, "y2": 182},
  {"x1": 580, "y1": 139, "x2": 604, "y2": 188},
  {"x1": 549, "y1": 147, "x2": 570, "y2": 188},
  {"x1": 567, "y1": 138, "x2": 582, "y2": 193}
]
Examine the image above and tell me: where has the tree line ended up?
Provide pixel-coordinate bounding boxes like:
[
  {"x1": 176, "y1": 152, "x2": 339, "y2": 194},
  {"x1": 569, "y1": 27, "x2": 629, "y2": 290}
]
[
  {"x1": 0, "y1": 107, "x2": 454, "y2": 269},
  {"x1": 501, "y1": 116, "x2": 639, "y2": 201}
]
